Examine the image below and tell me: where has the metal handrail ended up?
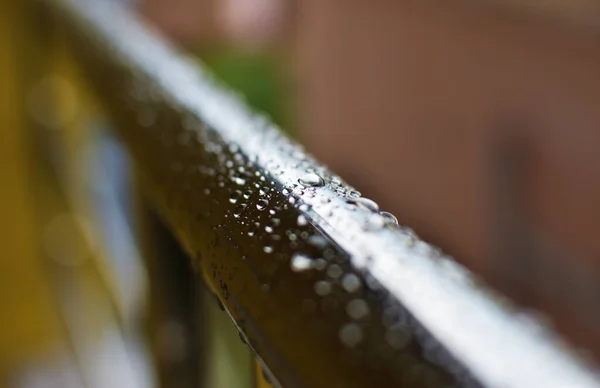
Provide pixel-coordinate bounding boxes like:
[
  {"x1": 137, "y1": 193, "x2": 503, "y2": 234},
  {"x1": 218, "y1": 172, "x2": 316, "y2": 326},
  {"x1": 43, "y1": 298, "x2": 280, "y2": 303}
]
[{"x1": 41, "y1": 0, "x2": 600, "y2": 387}]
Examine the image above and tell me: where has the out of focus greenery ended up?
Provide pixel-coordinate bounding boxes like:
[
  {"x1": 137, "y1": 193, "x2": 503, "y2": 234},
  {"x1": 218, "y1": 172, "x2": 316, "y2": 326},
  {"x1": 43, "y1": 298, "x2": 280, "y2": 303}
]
[{"x1": 200, "y1": 48, "x2": 289, "y2": 129}]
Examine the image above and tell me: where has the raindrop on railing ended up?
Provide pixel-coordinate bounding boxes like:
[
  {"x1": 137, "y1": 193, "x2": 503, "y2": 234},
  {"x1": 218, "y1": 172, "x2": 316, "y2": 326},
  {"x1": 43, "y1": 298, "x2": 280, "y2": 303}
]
[
  {"x1": 339, "y1": 323, "x2": 363, "y2": 348},
  {"x1": 355, "y1": 197, "x2": 379, "y2": 211},
  {"x1": 256, "y1": 199, "x2": 269, "y2": 211},
  {"x1": 327, "y1": 264, "x2": 343, "y2": 279},
  {"x1": 298, "y1": 173, "x2": 324, "y2": 187},
  {"x1": 346, "y1": 299, "x2": 369, "y2": 320},
  {"x1": 380, "y1": 211, "x2": 399, "y2": 226},
  {"x1": 313, "y1": 258, "x2": 326, "y2": 270},
  {"x1": 233, "y1": 177, "x2": 246, "y2": 186},
  {"x1": 229, "y1": 190, "x2": 242, "y2": 204},
  {"x1": 314, "y1": 280, "x2": 332, "y2": 296},
  {"x1": 291, "y1": 254, "x2": 312, "y2": 272},
  {"x1": 341, "y1": 273, "x2": 361, "y2": 293},
  {"x1": 233, "y1": 204, "x2": 247, "y2": 218}
]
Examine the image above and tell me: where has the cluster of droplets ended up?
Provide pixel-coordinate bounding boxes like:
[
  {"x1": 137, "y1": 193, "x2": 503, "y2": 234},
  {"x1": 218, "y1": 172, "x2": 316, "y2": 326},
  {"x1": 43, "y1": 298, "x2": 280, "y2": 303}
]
[{"x1": 187, "y1": 137, "x2": 438, "y2": 371}]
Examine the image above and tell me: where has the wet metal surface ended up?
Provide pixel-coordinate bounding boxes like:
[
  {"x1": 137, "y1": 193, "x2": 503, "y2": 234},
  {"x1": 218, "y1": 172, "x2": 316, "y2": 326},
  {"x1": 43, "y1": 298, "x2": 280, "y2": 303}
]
[{"x1": 42, "y1": 0, "x2": 600, "y2": 387}]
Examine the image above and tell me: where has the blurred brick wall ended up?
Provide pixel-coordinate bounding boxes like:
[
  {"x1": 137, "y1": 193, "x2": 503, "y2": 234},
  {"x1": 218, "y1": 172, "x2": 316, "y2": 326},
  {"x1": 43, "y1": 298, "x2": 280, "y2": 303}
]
[{"x1": 297, "y1": 0, "x2": 600, "y2": 356}]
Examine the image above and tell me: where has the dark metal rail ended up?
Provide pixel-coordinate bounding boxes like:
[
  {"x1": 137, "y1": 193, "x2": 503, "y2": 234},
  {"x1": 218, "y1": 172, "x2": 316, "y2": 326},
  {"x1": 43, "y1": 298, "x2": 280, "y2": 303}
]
[{"x1": 41, "y1": 0, "x2": 600, "y2": 387}]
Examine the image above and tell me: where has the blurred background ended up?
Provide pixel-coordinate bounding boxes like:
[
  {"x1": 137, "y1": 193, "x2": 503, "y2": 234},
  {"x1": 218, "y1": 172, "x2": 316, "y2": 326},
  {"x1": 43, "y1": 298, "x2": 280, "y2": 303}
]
[{"x1": 2, "y1": 0, "x2": 600, "y2": 386}]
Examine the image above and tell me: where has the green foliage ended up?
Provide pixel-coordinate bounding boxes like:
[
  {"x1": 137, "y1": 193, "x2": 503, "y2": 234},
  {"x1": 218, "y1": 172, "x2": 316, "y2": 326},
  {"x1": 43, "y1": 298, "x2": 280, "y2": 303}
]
[{"x1": 200, "y1": 48, "x2": 288, "y2": 129}]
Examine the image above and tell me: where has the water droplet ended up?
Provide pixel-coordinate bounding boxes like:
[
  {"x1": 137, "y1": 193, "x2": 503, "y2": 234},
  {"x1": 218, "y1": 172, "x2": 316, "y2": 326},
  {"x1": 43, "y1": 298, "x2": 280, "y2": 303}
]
[
  {"x1": 269, "y1": 209, "x2": 276, "y2": 215},
  {"x1": 339, "y1": 323, "x2": 363, "y2": 348},
  {"x1": 298, "y1": 173, "x2": 324, "y2": 187},
  {"x1": 204, "y1": 188, "x2": 211, "y2": 196},
  {"x1": 265, "y1": 225, "x2": 273, "y2": 233},
  {"x1": 233, "y1": 204, "x2": 247, "y2": 218},
  {"x1": 380, "y1": 211, "x2": 399, "y2": 226},
  {"x1": 341, "y1": 273, "x2": 361, "y2": 293},
  {"x1": 288, "y1": 197, "x2": 296, "y2": 205},
  {"x1": 291, "y1": 254, "x2": 313, "y2": 272},
  {"x1": 308, "y1": 235, "x2": 328, "y2": 249},
  {"x1": 256, "y1": 199, "x2": 269, "y2": 211},
  {"x1": 282, "y1": 188, "x2": 290, "y2": 195},
  {"x1": 346, "y1": 299, "x2": 369, "y2": 320},
  {"x1": 327, "y1": 264, "x2": 343, "y2": 279},
  {"x1": 314, "y1": 280, "x2": 332, "y2": 296},
  {"x1": 263, "y1": 246, "x2": 273, "y2": 254},
  {"x1": 297, "y1": 215, "x2": 308, "y2": 226},
  {"x1": 229, "y1": 190, "x2": 242, "y2": 204},
  {"x1": 355, "y1": 197, "x2": 379, "y2": 211},
  {"x1": 348, "y1": 190, "x2": 361, "y2": 199},
  {"x1": 233, "y1": 177, "x2": 246, "y2": 186},
  {"x1": 313, "y1": 258, "x2": 327, "y2": 270},
  {"x1": 298, "y1": 204, "x2": 310, "y2": 212},
  {"x1": 243, "y1": 190, "x2": 252, "y2": 199}
]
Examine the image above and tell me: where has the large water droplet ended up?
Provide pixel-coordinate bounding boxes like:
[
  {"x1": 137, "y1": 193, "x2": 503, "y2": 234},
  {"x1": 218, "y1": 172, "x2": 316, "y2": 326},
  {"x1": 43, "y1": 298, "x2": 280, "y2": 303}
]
[
  {"x1": 291, "y1": 254, "x2": 312, "y2": 272},
  {"x1": 264, "y1": 246, "x2": 273, "y2": 254},
  {"x1": 380, "y1": 211, "x2": 399, "y2": 226},
  {"x1": 339, "y1": 323, "x2": 363, "y2": 348},
  {"x1": 256, "y1": 199, "x2": 269, "y2": 211},
  {"x1": 298, "y1": 173, "x2": 324, "y2": 187},
  {"x1": 355, "y1": 197, "x2": 379, "y2": 211}
]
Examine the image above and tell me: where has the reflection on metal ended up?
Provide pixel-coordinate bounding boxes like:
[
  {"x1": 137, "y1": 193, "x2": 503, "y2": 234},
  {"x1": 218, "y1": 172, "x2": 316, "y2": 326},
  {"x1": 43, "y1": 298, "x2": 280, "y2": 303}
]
[{"x1": 43, "y1": 0, "x2": 600, "y2": 387}]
